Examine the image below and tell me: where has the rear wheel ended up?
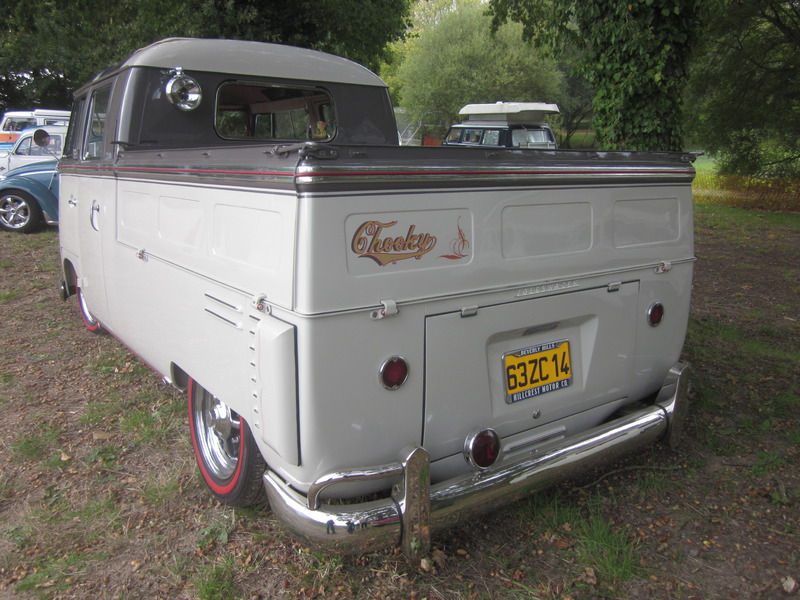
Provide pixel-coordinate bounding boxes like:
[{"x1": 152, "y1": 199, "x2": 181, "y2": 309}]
[
  {"x1": 0, "y1": 190, "x2": 42, "y2": 233},
  {"x1": 188, "y1": 379, "x2": 267, "y2": 507}
]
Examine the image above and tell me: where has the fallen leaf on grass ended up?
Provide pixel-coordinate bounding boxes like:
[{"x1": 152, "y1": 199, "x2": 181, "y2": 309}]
[
  {"x1": 576, "y1": 567, "x2": 597, "y2": 586},
  {"x1": 431, "y1": 549, "x2": 447, "y2": 568},
  {"x1": 553, "y1": 537, "x2": 574, "y2": 550}
]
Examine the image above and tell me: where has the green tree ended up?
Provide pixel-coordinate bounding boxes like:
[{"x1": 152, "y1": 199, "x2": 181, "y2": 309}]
[
  {"x1": 391, "y1": 0, "x2": 562, "y2": 134},
  {"x1": 489, "y1": 0, "x2": 702, "y2": 151},
  {"x1": 0, "y1": 0, "x2": 410, "y2": 113},
  {"x1": 554, "y1": 48, "x2": 594, "y2": 149},
  {"x1": 685, "y1": 0, "x2": 800, "y2": 176}
]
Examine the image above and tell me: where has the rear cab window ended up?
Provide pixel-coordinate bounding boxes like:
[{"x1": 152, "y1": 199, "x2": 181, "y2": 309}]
[
  {"x1": 119, "y1": 68, "x2": 340, "y2": 149},
  {"x1": 215, "y1": 83, "x2": 335, "y2": 142}
]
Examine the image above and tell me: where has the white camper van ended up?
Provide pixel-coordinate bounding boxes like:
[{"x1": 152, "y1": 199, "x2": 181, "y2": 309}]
[
  {"x1": 57, "y1": 38, "x2": 693, "y2": 557},
  {"x1": 443, "y1": 102, "x2": 560, "y2": 149}
]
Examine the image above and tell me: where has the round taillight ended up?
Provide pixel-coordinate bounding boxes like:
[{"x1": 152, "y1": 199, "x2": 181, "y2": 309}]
[
  {"x1": 464, "y1": 428, "x2": 501, "y2": 470},
  {"x1": 379, "y1": 356, "x2": 408, "y2": 390},
  {"x1": 647, "y1": 302, "x2": 665, "y2": 327}
]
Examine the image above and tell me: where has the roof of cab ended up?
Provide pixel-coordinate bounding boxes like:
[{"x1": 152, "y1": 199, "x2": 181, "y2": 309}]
[{"x1": 79, "y1": 37, "x2": 387, "y2": 91}]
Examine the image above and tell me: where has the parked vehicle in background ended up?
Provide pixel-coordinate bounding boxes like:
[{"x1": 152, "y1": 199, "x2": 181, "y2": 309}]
[
  {"x1": 0, "y1": 109, "x2": 70, "y2": 150},
  {"x1": 0, "y1": 158, "x2": 59, "y2": 233},
  {"x1": 443, "y1": 102, "x2": 560, "y2": 149},
  {"x1": 0, "y1": 125, "x2": 67, "y2": 173}
]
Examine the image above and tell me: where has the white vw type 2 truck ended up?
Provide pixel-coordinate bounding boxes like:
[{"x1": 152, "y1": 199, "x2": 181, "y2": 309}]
[{"x1": 56, "y1": 38, "x2": 694, "y2": 557}]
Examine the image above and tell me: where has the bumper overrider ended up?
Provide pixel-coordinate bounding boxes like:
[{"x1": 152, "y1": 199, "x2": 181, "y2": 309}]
[{"x1": 263, "y1": 361, "x2": 689, "y2": 559}]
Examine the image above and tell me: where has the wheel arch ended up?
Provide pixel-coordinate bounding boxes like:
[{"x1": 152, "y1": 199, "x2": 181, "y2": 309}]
[
  {"x1": 1, "y1": 183, "x2": 56, "y2": 215},
  {"x1": 61, "y1": 259, "x2": 78, "y2": 298},
  {"x1": 170, "y1": 363, "x2": 190, "y2": 393}
]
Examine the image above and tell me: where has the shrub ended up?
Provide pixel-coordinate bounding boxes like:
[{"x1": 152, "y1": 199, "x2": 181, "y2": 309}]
[{"x1": 715, "y1": 129, "x2": 800, "y2": 178}]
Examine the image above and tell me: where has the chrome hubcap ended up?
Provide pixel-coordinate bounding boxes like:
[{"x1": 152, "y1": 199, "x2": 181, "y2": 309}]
[
  {"x1": 0, "y1": 196, "x2": 30, "y2": 229},
  {"x1": 194, "y1": 390, "x2": 241, "y2": 480}
]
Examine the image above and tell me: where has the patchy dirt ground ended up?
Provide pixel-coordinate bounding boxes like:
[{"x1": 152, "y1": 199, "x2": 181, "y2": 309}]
[{"x1": 0, "y1": 205, "x2": 798, "y2": 600}]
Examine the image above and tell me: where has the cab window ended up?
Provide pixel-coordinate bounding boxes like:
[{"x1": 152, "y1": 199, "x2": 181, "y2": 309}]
[
  {"x1": 2, "y1": 118, "x2": 36, "y2": 132},
  {"x1": 462, "y1": 129, "x2": 483, "y2": 144},
  {"x1": 216, "y1": 83, "x2": 335, "y2": 142},
  {"x1": 63, "y1": 98, "x2": 85, "y2": 159},
  {"x1": 14, "y1": 137, "x2": 32, "y2": 155},
  {"x1": 445, "y1": 128, "x2": 463, "y2": 143},
  {"x1": 84, "y1": 86, "x2": 112, "y2": 160},
  {"x1": 15, "y1": 135, "x2": 62, "y2": 156},
  {"x1": 511, "y1": 127, "x2": 553, "y2": 147},
  {"x1": 482, "y1": 130, "x2": 500, "y2": 145}
]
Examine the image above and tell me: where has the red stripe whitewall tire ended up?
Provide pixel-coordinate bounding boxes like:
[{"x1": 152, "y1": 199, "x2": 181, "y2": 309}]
[{"x1": 188, "y1": 379, "x2": 267, "y2": 507}]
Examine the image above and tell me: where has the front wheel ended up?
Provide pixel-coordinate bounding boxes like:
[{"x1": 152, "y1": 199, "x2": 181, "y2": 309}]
[
  {"x1": 188, "y1": 379, "x2": 267, "y2": 507},
  {"x1": 0, "y1": 190, "x2": 43, "y2": 233}
]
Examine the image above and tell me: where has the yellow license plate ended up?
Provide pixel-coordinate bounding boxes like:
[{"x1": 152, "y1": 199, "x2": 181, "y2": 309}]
[{"x1": 503, "y1": 340, "x2": 572, "y2": 403}]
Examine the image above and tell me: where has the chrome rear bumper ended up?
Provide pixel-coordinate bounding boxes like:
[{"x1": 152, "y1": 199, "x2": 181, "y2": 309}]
[{"x1": 263, "y1": 361, "x2": 689, "y2": 558}]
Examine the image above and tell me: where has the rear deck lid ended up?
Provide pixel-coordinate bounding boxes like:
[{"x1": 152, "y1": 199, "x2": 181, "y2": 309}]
[{"x1": 423, "y1": 282, "x2": 639, "y2": 461}]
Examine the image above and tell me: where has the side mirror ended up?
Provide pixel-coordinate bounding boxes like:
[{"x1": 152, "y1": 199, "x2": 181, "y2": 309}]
[
  {"x1": 33, "y1": 129, "x2": 60, "y2": 167},
  {"x1": 33, "y1": 129, "x2": 51, "y2": 148}
]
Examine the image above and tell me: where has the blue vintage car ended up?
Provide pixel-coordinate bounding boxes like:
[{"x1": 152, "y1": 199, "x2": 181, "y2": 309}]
[{"x1": 0, "y1": 158, "x2": 58, "y2": 233}]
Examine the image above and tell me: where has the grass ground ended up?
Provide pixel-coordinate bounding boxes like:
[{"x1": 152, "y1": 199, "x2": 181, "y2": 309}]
[{"x1": 0, "y1": 182, "x2": 798, "y2": 599}]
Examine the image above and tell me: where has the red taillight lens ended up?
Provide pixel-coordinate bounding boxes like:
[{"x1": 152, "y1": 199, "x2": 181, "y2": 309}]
[
  {"x1": 464, "y1": 428, "x2": 501, "y2": 469},
  {"x1": 647, "y1": 302, "x2": 665, "y2": 327},
  {"x1": 379, "y1": 356, "x2": 408, "y2": 390}
]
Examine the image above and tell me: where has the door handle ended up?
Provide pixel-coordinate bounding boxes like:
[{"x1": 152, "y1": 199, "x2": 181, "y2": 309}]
[{"x1": 90, "y1": 200, "x2": 100, "y2": 231}]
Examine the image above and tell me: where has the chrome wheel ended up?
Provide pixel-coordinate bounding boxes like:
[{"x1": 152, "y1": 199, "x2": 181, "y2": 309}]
[
  {"x1": 188, "y1": 379, "x2": 267, "y2": 506},
  {"x1": 192, "y1": 388, "x2": 241, "y2": 480},
  {"x1": 0, "y1": 191, "x2": 42, "y2": 233}
]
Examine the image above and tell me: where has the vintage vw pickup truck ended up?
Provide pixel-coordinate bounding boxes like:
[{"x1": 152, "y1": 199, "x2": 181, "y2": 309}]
[{"x1": 55, "y1": 38, "x2": 693, "y2": 557}]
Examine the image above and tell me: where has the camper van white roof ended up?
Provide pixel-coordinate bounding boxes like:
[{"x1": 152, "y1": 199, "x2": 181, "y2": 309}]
[{"x1": 459, "y1": 102, "x2": 560, "y2": 125}]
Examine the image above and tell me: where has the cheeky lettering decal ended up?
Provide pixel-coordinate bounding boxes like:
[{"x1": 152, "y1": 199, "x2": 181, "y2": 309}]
[{"x1": 352, "y1": 220, "x2": 438, "y2": 266}]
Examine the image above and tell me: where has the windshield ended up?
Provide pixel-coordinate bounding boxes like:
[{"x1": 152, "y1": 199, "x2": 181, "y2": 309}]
[{"x1": 2, "y1": 118, "x2": 36, "y2": 132}]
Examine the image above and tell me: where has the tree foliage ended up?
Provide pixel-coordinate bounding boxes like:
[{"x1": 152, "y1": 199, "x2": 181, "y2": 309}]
[
  {"x1": 685, "y1": 0, "x2": 800, "y2": 176},
  {"x1": 389, "y1": 0, "x2": 562, "y2": 133},
  {"x1": 0, "y1": 0, "x2": 410, "y2": 113},
  {"x1": 489, "y1": 0, "x2": 702, "y2": 151}
]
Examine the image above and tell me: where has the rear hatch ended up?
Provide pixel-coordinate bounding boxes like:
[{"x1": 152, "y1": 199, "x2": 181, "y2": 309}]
[{"x1": 423, "y1": 281, "x2": 639, "y2": 461}]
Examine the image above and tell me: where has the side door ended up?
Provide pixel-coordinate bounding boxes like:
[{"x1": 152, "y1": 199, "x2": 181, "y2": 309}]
[
  {"x1": 74, "y1": 84, "x2": 115, "y2": 328},
  {"x1": 59, "y1": 98, "x2": 86, "y2": 273}
]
